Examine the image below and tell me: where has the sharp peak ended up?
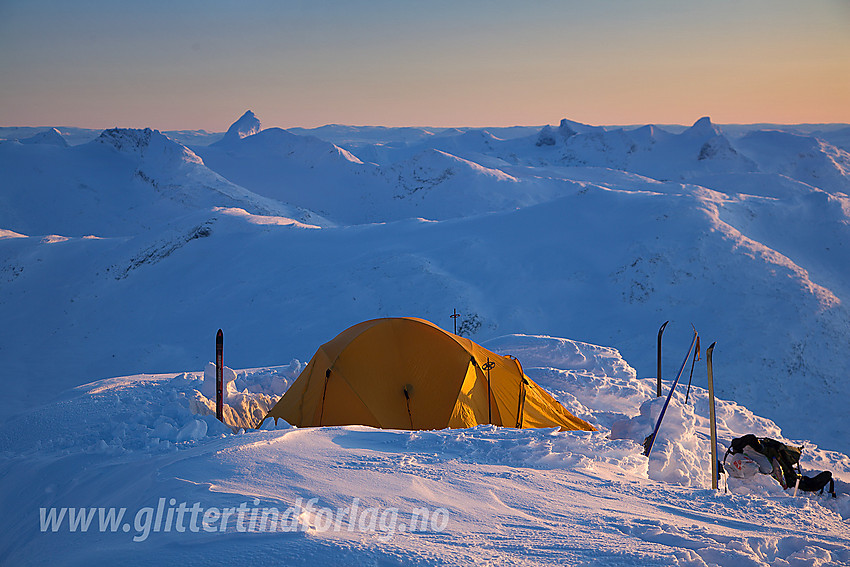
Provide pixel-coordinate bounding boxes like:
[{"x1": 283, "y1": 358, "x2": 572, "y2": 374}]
[
  {"x1": 685, "y1": 116, "x2": 722, "y2": 136},
  {"x1": 223, "y1": 110, "x2": 262, "y2": 141}
]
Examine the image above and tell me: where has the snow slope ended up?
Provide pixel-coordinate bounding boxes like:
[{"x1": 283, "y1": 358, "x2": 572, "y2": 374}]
[
  {"x1": 2, "y1": 112, "x2": 850, "y2": 457},
  {"x1": 2, "y1": 111, "x2": 850, "y2": 564},
  {"x1": 3, "y1": 173, "x2": 848, "y2": 456},
  {"x1": 1, "y1": 335, "x2": 848, "y2": 566},
  {"x1": 0, "y1": 126, "x2": 222, "y2": 147},
  {"x1": 194, "y1": 123, "x2": 581, "y2": 224},
  {"x1": 0, "y1": 128, "x2": 326, "y2": 237}
]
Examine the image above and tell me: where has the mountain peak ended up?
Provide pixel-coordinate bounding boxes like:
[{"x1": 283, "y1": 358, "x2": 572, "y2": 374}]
[
  {"x1": 223, "y1": 110, "x2": 262, "y2": 142},
  {"x1": 536, "y1": 118, "x2": 605, "y2": 146},
  {"x1": 536, "y1": 125, "x2": 558, "y2": 146},
  {"x1": 684, "y1": 116, "x2": 721, "y2": 138},
  {"x1": 20, "y1": 127, "x2": 69, "y2": 147},
  {"x1": 557, "y1": 119, "x2": 578, "y2": 139},
  {"x1": 95, "y1": 127, "x2": 202, "y2": 165},
  {"x1": 97, "y1": 127, "x2": 157, "y2": 151}
]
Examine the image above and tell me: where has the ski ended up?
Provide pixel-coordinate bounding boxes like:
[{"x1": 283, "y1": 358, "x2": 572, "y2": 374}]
[
  {"x1": 644, "y1": 327, "x2": 698, "y2": 457},
  {"x1": 216, "y1": 329, "x2": 224, "y2": 422},
  {"x1": 706, "y1": 341, "x2": 718, "y2": 489},
  {"x1": 656, "y1": 321, "x2": 669, "y2": 397}
]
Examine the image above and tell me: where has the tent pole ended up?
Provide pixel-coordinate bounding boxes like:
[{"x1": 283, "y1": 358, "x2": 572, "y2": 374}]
[{"x1": 516, "y1": 377, "x2": 528, "y2": 428}]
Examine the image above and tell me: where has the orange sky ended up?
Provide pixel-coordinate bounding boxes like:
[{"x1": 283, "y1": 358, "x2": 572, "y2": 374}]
[{"x1": 1, "y1": 0, "x2": 848, "y2": 130}]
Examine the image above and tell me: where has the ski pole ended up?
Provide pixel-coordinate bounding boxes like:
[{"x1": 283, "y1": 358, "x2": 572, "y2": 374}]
[
  {"x1": 684, "y1": 335, "x2": 701, "y2": 404},
  {"x1": 644, "y1": 328, "x2": 698, "y2": 457}
]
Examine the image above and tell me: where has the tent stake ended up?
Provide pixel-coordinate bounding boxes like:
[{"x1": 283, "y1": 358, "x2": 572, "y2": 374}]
[
  {"x1": 318, "y1": 369, "x2": 331, "y2": 426},
  {"x1": 403, "y1": 385, "x2": 414, "y2": 429}
]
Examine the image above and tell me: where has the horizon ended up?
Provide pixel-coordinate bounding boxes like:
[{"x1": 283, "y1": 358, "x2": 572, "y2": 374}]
[
  {"x1": 1, "y1": 1, "x2": 849, "y2": 131},
  {"x1": 4, "y1": 114, "x2": 850, "y2": 134}
]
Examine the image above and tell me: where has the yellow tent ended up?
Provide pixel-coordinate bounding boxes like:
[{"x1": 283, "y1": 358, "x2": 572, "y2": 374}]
[{"x1": 261, "y1": 317, "x2": 594, "y2": 431}]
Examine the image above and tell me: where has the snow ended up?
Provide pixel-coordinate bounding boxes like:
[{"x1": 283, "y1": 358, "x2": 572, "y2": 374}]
[
  {"x1": 2, "y1": 336, "x2": 849, "y2": 565},
  {"x1": 212, "y1": 207, "x2": 322, "y2": 229},
  {"x1": 2, "y1": 110, "x2": 850, "y2": 564},
  {"x1": 18, "y1": 127, "x2": 69, "y2": 147},
  {"x1": 219, "y1": 109, "x2": 262, "y2": 142},
  {"x1": 0, "y1": 228, "x2": 28, "y2": 239}
]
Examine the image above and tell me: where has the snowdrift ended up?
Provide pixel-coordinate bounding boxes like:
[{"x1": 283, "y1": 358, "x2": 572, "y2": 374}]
[
  {"x1": 2, "y1": 112, "x2": 850, "y2": 461},
  {"x1": 3, "y1": 111, "x2": 850, "y2": 564},
  {"x1": 1, "y1": 334, "x2": 848, "y2": 566}
]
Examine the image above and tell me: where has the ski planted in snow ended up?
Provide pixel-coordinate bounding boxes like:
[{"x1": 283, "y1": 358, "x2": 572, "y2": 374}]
[
  {"x1": 656, "y1": 321, "x2": 669, "y2": 397},
  {"x1": 706, "y1": 341, "x2": 718, "y2": 489},
  {"x1": 216, "y1": 329, "x2": 223, "y2": 422},
  {"x1": 644, "y1": 327, "x2": 698, "y2": 457}
]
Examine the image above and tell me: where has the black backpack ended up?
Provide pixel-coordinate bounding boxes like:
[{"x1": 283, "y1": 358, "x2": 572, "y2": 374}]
[{"x1": 725, "y1": 434, "x2": 835, "y2": 497}]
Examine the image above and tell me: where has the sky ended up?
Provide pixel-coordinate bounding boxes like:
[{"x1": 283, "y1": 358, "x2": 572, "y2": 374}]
[{"x1": 1, "y1": 0, "x2": 848, "y2": 131}]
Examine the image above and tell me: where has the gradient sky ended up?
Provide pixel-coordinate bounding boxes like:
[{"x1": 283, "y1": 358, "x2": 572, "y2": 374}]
[{"x1": 1, "y1": 0, "x2": 848, "y2": 130}]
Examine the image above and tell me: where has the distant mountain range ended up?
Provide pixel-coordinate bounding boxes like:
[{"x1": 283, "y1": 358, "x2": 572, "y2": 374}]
[{"x1": 1, "y1": 111, "x2": 849, "y2": 457}]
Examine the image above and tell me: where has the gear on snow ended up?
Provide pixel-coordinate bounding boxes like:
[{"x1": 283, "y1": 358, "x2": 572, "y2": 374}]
[{"x1": 723, "y1": 434, "x2": 836, "y2": 497}]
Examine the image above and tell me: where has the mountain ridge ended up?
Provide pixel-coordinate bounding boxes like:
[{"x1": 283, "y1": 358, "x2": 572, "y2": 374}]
[{"x1": 1, "y1": 110, "x2": 849, "y2": 458}]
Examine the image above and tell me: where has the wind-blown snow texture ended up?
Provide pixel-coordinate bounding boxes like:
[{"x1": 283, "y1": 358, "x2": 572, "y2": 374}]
[
  {"x1": 1, "y1": 338, "x2": 848, "y2": 566},
  {"x1": 2, "y1": 113, "x2": 850, "y2": 565}
]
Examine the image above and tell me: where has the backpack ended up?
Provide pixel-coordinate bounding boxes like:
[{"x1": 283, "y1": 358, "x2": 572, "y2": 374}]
[
  {"x1": 757, "y1": 437, "x2": 802, "y2": 489},
  {"x1": 724, "y1": 434, "x2": 835, "y2": 497}
]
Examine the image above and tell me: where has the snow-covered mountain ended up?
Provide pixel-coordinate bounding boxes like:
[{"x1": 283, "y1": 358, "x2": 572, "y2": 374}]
[
  {"x1": 734, "y1": 129, "x2": 850, "y2": 194},
  {"x1": 0, "y1": 126, "x2": 325, "y2": 237},
  {"x1": 193, "y1": 118, "x2": 580, "y2": 224},
  {"x1": 2, "y1": 111, "x2": 850, "y2": 565},
  {"x1": 525, "y1": 117, "x2": 759, "y2": 181},
  {"x1": 219, "y1": 110, "x2": 262, "y2": 142},
  {"x1": 2, "y1": 111, "x2": 849, "y2": 441},
  {"x1": 18, "y1": 127, "x2": 69, "y2": 147}
]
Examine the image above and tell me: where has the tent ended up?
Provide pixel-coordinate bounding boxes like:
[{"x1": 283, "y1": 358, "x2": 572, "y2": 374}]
[{"x1": 260, "y1": 317, "x2": 594, "y2": 431}]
